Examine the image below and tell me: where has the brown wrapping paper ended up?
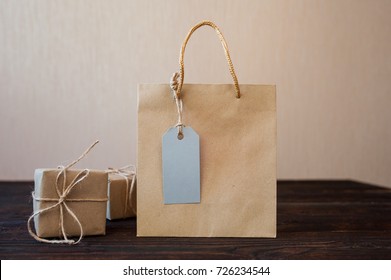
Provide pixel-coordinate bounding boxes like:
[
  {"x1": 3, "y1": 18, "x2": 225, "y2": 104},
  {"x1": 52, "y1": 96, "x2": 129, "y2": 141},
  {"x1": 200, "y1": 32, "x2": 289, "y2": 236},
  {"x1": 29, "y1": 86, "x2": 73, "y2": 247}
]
[
  {"x1": 33, "y1": 169, "x2": 108, "y2": 238},
  {"x1": 107, "y1": 173, "x2": 137, "y2": 220},
  {"x1": 137, "y1": 84, "x2": 276, "y2": 237}
]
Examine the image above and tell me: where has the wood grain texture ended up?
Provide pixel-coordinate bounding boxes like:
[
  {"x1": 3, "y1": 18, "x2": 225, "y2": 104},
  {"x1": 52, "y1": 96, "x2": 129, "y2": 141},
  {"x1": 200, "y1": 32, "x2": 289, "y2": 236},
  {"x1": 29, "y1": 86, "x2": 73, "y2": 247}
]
[{"x1": 1, "y1": 180, "x2": 390, "y2": 260}]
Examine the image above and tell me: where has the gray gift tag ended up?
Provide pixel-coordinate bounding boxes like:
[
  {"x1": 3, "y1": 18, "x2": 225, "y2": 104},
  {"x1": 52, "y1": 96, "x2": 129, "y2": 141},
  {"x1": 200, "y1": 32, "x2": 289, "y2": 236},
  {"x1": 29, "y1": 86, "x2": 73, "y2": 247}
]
[{"x1": 162, "y1": 126, "x2": 200, "y2": 204}]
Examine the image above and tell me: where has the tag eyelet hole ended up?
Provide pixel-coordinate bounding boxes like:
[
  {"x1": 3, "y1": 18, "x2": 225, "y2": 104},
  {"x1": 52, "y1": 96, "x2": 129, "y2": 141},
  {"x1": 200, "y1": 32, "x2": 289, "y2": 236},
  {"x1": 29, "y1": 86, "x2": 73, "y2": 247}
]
[{"x1": 177, "y1": 132, "x2": 184, "y2": 140}]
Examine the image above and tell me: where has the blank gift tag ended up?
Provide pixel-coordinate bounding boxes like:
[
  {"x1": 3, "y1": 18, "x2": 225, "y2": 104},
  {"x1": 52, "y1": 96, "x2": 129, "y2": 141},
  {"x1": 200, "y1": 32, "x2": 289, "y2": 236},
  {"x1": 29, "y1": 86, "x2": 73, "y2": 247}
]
[{"x1": 162, "y1": 126, "x2": 200, "y2": 204}]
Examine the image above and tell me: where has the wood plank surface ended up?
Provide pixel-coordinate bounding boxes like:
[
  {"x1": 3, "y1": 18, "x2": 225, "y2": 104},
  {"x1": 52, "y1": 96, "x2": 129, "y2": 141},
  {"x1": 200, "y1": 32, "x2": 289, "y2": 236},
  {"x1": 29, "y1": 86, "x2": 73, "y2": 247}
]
[{"x1": 0, "y1": 181, "x2": 390, "y2": 259}]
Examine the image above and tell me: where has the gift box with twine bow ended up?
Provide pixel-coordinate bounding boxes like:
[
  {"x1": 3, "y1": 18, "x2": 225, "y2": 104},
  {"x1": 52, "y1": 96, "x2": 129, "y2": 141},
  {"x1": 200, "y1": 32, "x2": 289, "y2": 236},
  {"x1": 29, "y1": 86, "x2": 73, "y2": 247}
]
[{"x1": 27, "y1": 141, "x2": 108, "y2": 244}]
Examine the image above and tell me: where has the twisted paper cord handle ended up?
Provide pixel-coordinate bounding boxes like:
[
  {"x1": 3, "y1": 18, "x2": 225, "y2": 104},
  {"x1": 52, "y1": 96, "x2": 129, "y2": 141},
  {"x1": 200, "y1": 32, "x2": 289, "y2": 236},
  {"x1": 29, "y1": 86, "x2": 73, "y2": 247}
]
[{"x1": 173, "y1": 20, "x2": 241, "y2": 99}]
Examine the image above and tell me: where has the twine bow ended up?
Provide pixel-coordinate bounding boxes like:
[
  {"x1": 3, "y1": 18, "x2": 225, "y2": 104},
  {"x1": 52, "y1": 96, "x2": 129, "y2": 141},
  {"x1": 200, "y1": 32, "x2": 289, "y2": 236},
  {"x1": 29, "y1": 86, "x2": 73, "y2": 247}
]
[
  {"x1": 107, "y1": 165, "x2": 137, "y2": 217},
  {"x1": 27, "y1": 140, "x2": 107, "y2": 245}
]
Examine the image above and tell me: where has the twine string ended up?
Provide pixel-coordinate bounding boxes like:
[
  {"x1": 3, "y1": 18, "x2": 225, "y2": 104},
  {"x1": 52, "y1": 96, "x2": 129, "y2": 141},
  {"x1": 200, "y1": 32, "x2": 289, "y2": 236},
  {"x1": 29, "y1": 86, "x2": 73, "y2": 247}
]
[
  {"x1": 27, "y1": 140, "x2": 107, "y2": 245},
  {"x1": 170, "y1": 72, "x2": 184, "y2": 138}
]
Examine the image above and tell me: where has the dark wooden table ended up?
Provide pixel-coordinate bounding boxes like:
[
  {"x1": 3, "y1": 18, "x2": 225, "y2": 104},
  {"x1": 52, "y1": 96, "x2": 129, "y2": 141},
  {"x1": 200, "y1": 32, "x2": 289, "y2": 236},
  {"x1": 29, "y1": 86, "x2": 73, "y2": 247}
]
[{"x1": 1, "y1": 180, "x2": 390, "y2": 259}]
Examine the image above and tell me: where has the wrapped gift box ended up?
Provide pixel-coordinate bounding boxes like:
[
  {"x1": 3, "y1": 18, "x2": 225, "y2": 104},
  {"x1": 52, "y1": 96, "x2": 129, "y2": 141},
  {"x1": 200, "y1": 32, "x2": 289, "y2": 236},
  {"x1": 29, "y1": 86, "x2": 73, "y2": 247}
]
[
  {"x1": 106, "y1": 173, "x2": 137, "y2": 220},
  {"x1": 33, "y1": 168, "x2": 108, "y2": 238}
]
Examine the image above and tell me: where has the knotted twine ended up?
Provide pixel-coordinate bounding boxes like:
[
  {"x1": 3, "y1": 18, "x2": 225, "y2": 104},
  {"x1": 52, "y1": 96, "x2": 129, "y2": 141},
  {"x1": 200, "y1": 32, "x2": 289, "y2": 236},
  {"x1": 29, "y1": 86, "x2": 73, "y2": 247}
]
[
  {"x1": 170, "y1": 72, "x2": 185, "y2": 139},
  {"x1": 107, "y1": 165, "x2": 137, "y2": 217},
  {"x1": 27, "y1": 140, "x2": 107, "y2": 245}
]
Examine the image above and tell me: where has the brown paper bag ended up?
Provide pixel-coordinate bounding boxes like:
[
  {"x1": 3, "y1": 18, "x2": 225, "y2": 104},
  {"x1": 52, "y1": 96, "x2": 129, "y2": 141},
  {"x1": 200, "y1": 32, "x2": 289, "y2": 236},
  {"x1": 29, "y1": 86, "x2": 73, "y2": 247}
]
[{"x1": 137, "y1": 21, "x2": 276, "y2": 237}]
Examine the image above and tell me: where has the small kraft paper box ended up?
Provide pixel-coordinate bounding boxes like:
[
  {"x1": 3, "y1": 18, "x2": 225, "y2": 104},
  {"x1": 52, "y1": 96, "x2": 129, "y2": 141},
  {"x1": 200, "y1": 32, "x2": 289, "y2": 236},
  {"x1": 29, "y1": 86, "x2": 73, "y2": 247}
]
[
  {"x1": 106, "y1": 172, "x2": 137, "y2": 220},
  {"x1": 31, "y1": 168, "x2": 108, "y2": 241}
]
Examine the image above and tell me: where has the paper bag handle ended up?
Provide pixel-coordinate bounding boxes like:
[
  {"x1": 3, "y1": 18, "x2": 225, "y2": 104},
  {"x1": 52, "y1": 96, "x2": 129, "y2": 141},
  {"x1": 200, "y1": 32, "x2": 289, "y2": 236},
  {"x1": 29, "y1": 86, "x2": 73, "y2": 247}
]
[{"x1": 176, "y1": 20, "x2": 241, "y2": 99}]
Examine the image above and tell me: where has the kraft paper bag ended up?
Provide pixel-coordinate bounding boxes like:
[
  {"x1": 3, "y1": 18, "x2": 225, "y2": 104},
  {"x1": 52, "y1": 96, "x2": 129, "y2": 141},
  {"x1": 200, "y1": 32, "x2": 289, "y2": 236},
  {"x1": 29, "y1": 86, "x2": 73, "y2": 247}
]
[{"x1": 137, "y1": 21, "x2": 276, "y2": 237}]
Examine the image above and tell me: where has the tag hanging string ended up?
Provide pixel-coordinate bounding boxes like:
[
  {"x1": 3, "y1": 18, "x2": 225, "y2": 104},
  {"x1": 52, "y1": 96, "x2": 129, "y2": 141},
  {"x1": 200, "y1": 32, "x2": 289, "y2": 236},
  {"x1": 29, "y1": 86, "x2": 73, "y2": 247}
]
[
  {"x1": 27, "y1": 140, "x2": 107, "y2": 245},
  {"x1": 170, "y1": 72, "x2": 184, "y2": 138},
  {"x1": 107, "y1": 165, "x2": 137, "y2": 217}
]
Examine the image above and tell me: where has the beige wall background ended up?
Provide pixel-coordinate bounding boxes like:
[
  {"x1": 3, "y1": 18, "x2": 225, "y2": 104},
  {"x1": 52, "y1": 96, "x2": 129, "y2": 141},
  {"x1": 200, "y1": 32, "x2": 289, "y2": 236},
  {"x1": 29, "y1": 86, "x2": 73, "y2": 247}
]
[{"x1": 1, "y1": 0, "x2": 390, "y2": 187}]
